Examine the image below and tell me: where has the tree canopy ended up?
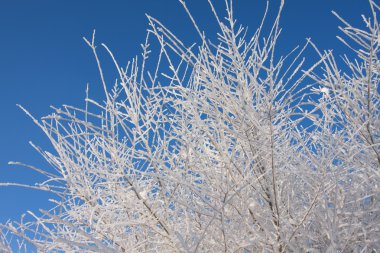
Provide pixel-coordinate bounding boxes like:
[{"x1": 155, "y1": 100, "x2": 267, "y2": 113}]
[{"x1": 1, "y1": 0, "x2": 379, "y2": 252}]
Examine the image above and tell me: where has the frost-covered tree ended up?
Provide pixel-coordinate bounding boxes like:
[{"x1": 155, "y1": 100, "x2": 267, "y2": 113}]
[{"x1": 1, "y1": 0, "x2": 379, "y2": 252}]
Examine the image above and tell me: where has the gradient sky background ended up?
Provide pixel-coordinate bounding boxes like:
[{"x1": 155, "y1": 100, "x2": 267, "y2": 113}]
[{"x1": 0, "y1": 0, "x2": 370, "y2": 223}]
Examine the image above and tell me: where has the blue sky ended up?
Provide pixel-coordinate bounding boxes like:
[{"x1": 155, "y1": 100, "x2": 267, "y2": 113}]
[{"x1": 0, "y1": 0, "x2": 369, "y2": 223}]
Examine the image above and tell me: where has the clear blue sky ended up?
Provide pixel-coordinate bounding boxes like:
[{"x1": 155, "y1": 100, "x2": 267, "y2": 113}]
[{"x1": 0, "y1": 0, "x2": 369, "y2": 223}]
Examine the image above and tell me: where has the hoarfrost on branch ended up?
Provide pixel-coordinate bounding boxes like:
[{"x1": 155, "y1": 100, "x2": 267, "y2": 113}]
[{"x1": 1, "y1": 0, "x2": 379, "y2": 252}]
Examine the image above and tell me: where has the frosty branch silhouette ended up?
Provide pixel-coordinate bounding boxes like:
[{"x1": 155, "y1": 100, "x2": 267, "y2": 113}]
[{"x1": 1, "y1": 0, "x2": 379, "y2": 252}]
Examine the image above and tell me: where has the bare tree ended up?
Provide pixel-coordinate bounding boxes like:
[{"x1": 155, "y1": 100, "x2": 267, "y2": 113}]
[{"x1": 1, "y1": 0, "x2": 379, "y2": 252}]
